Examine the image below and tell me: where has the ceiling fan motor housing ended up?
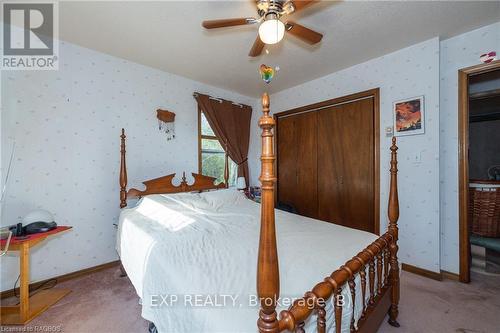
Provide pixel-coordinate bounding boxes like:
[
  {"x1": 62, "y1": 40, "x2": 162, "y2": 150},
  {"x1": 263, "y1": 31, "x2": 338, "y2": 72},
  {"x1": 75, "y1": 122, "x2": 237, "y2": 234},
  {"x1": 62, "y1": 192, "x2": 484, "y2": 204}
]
[{"x1": 257, "y1": 0, "x2": 294, "y2": 20}]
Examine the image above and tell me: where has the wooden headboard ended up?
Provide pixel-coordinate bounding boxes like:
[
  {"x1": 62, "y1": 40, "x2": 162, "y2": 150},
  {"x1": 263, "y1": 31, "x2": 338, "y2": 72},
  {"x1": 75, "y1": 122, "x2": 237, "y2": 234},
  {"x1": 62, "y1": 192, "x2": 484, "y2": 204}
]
[{"x1": 119, "y1": 128, "x2": 227, "y2": 208}]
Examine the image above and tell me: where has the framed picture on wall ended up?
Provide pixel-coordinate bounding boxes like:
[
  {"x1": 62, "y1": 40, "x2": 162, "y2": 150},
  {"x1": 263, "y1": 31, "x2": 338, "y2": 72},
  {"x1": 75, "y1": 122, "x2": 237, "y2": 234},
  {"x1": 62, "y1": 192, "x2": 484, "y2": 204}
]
[{"x1": 393, "y1": 96, "x2": 425, "y2": 136}]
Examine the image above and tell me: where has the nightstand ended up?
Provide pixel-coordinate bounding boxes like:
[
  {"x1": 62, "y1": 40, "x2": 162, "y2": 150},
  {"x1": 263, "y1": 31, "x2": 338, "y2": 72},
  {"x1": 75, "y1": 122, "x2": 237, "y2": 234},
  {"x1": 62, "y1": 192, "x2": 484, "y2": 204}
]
[{"x1": 0, "y1": 226, "x2": 72, "y2": 325}]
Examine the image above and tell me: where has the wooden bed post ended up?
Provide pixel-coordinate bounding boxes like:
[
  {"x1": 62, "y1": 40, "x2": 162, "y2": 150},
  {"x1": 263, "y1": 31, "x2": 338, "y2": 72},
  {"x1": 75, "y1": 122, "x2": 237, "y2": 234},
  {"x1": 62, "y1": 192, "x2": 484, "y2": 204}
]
[
  {"x1": 120, "y1": 128, "x2": 128, "y2": 208},
  {"x1": 387, "y1": 137, "x2": 400, "y2": 327},
  {"x1": 224, "y1": 151, "x2": 229, "y2": 188},
  {"x1": 257, "y1": 93, "x2": 280, "y2": 333}
]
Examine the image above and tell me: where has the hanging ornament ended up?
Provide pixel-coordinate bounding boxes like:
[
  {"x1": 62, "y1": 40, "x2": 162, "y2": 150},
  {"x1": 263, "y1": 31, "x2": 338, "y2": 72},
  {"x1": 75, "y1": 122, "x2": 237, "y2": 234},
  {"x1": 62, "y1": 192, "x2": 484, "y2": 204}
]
[
  {"x1": 259, "y1": 64, "x2": 275, "y2": 84},
  {"x1": 156, "y1": 109, "x2": 176, "y2": 141}
]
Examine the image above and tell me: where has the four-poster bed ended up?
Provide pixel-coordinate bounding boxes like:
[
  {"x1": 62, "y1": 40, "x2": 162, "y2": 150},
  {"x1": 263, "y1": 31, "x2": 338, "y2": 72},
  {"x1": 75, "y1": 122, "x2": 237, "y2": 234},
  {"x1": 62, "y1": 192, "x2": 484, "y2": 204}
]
[
  {"x1": 255, "y1": 93, "x2": 400, "y2": 333},
  {"x1": 117, "y1": 93, "x2": 400, "y2": 333}
]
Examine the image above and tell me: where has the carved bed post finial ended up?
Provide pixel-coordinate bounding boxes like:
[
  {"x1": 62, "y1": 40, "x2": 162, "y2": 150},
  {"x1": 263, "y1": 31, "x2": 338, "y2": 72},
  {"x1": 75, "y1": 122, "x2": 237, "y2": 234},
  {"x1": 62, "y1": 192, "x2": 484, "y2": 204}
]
[
  {"x1": 257, "y1": 93, "x2": 280, "y2": 333},
  {"x1": 119, "y1": 128, "x2": 128, "y2": 208},
  {"x1": 387, "y1": 137, "x2": 400, "y2": 327}
]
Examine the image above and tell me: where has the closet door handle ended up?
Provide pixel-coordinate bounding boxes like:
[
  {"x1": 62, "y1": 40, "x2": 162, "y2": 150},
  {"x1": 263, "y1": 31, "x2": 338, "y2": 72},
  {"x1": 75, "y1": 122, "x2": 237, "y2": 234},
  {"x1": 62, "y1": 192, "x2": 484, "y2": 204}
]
[{"x1": 339, "y1": 175, "x2": 344, "y2": 185}]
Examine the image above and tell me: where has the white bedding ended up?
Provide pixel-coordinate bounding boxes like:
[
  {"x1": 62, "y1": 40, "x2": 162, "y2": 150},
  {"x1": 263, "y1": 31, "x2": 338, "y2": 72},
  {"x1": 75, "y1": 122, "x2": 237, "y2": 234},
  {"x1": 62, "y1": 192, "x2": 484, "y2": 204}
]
[{"x1": 117, "y1": 189, "x2": 378, "y2": 333}]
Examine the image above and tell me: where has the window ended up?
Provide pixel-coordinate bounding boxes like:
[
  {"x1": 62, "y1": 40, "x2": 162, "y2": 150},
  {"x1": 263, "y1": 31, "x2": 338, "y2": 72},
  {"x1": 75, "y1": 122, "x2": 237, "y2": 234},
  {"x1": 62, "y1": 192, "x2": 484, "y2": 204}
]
[{"x1": 198, "y1": 109, "x2": 237, "y2": 186}]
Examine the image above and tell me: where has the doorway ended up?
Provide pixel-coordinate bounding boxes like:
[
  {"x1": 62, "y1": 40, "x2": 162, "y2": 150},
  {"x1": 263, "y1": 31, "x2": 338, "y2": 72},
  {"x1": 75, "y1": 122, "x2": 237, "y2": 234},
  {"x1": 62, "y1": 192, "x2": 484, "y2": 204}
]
[{"x1": 458, "y1": 60, "x2": 500, "y2": 282}]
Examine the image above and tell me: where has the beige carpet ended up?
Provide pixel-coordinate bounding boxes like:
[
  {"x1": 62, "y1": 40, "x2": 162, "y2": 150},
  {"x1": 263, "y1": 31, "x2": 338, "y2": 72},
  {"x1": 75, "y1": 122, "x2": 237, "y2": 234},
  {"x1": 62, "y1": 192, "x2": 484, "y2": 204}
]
[{"x1": 1, "y1": 267, "x2": 499, "y2": 333}]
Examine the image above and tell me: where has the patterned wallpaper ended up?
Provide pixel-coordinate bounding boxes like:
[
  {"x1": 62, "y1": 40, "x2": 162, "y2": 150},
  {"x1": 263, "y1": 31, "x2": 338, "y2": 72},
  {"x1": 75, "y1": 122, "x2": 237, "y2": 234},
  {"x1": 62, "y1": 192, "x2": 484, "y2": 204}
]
[
  {"x1": 1, "y1": 22, "x2": 498, "y2": 289},
  {"x1": 439, "y1": 22, "x2": 500, "y2": 273},
  {"x1": 0, "y1": 40, "x2": 256, "y2": 291},
  {"x1": 249, "y1": 38, "x2": 442, "y2": 273}
]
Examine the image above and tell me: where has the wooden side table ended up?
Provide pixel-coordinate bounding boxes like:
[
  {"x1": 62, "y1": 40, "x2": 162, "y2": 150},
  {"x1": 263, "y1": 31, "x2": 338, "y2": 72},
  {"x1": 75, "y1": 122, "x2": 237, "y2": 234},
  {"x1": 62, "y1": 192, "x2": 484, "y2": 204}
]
[{"x1": 0, "y1": 226, "x2": 72, "y2": 325}]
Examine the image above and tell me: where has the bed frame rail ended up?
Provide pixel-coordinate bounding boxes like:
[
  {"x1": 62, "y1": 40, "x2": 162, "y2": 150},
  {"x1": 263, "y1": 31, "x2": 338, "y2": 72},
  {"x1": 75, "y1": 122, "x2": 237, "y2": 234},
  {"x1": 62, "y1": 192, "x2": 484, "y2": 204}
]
[{"x1": 256, "y1": 93, "x2": 400, "y2": 333}]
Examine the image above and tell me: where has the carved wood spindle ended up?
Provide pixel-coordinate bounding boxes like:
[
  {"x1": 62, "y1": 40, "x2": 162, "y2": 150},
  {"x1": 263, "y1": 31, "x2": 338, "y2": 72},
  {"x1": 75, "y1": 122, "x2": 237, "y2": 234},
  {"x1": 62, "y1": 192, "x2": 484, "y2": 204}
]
[
  {"x1": 257, "y1": 93, "x2": 280, "y2": 333},
  {"x1": 376, "y1": 252, "x2": 383, "y2": 295},
  {"x1": 360, "y1": 266, "x2": 367, "y2": 317},
  {"x1": 384, "y1": 248, "x2": 390, "y2": 287},
  {"x1": 388, "y1": 137, "x2": 400, "y2": 327},
  {"x1": 296, "y1": 321, "x2": 305, "y2": 333},
  {"x1": 368, "y1": 260, "x2": 375, "y2": 305},
  {"x1": 119, "y1": 128, "x2": 128, "y2": 208},
  {"x1": 334, "y1": 288, "x2": 343, "y2": 333},
  {"x1": 348, "y1": 278, "x2": 356, "y2": 333},
  {"x1": 316, "y1": 303, "x2": 326, "y2": 333}
]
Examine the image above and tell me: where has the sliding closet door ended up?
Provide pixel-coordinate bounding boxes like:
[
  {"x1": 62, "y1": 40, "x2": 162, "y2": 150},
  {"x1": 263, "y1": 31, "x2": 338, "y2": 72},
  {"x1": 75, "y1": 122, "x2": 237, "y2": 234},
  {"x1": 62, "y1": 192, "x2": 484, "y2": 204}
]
[
  {"x1": 317, "y1": 98, "x2": 375, "y2": 232},
  {"x1": 277, "y1": 112, "x2": 318, "y2": 218}
]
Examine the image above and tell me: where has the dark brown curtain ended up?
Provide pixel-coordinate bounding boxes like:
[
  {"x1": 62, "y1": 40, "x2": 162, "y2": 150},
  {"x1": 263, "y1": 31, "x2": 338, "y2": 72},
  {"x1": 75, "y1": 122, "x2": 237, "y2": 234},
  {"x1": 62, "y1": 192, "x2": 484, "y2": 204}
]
[{"x1": 195, "y1": 93, "x2": 252, "y2": 187}]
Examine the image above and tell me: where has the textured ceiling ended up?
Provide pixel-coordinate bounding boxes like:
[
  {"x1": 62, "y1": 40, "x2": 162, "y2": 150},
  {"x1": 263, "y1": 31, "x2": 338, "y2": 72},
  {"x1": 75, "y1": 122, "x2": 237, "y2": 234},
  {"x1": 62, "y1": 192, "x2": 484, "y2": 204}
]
[{"x1": 58, "y1": 1, "x2": 500, "y2": 97}]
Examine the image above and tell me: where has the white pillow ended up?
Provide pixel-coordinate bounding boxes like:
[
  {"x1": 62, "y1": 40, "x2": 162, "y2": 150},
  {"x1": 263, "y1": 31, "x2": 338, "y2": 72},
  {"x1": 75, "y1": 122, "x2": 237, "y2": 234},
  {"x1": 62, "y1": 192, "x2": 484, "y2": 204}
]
[{"x1": 198, "y1": 188, "x2": 246, "y2": 210}]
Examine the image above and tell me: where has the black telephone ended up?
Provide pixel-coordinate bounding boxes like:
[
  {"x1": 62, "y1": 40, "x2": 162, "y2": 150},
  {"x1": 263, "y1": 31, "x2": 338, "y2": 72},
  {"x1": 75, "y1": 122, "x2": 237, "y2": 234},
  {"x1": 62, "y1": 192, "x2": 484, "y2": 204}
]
[{"x1": 10, "y1": 222, "x2": 57, "y2": 237}]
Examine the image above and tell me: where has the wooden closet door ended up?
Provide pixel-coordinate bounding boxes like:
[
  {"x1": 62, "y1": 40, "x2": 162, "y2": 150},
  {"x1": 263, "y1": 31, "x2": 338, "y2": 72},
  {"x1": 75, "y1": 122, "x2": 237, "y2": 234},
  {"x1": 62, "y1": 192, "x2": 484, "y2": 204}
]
[
  {"x1": 277, "y1": 112, "x2": 318, "y2": 218},
  {"x1": 317, "y1": 98, "x2": 374, "y2": 232}
]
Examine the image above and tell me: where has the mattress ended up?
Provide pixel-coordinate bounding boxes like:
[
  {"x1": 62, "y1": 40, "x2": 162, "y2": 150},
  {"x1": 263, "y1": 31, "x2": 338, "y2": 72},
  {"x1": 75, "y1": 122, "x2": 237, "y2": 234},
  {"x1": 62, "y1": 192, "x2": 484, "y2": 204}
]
[{"x1": 117, "y1": 189, "x2": 379, "y2": 333}]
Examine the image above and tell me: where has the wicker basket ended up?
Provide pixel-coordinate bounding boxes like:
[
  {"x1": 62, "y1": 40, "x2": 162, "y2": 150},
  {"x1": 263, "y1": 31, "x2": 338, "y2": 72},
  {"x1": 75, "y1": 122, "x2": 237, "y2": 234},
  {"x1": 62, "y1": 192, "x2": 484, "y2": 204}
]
[{"x1": 469, "y1": 180, "x2": 500, "y2": 238}]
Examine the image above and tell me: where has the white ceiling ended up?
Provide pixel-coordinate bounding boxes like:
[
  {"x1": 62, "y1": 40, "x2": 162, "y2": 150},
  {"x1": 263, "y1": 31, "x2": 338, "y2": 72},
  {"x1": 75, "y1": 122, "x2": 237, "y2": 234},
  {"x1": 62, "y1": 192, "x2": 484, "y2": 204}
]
[{"x1": 57, "y1": 1, "x2": 500, "y2": 97}]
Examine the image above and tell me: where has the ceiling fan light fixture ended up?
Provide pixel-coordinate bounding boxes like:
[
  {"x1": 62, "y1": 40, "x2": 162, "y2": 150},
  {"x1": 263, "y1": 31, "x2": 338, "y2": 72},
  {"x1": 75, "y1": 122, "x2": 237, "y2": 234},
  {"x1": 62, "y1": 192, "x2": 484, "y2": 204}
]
[{"x1": 258, "y1": 19, "x2": 285, "y2": 45}]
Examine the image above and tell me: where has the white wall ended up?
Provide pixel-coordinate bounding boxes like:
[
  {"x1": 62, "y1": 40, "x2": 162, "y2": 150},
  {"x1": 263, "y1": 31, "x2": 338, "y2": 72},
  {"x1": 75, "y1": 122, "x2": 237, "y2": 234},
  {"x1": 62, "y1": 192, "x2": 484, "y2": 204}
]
[
  {"x1": 0, "y1": 40, "x2": 256, "y2": 291},
  {"x1": 439, "y1": 22, "x2": 500, "y2": 274},
  {"x1": 249, "y1": 38, "x2": 441, "y2": 273}
]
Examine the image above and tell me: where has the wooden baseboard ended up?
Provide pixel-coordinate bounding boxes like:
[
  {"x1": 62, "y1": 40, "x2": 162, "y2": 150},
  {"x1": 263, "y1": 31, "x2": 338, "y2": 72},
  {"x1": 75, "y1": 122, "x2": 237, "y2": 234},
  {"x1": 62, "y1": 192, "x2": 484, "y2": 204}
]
[
  {"x1": 402, "y1": 263, "x2": 442, "y2": 281},
  {"x1": 441, "y1": 270, "x2": 460, "y2": 281},
  {"x1": 1, "y1": 260, "x2": 120, "y2": 299}
]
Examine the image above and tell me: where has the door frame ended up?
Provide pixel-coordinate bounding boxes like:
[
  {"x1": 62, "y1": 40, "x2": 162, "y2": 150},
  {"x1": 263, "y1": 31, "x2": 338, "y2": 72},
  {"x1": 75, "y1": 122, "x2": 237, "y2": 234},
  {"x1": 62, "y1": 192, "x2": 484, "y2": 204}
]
[
  {"x1": 274, "y1": 88, "x2": 380, "y2": 234},
  {"x1": 458, "y1": 60, "x2": 500, "y2": 283}
]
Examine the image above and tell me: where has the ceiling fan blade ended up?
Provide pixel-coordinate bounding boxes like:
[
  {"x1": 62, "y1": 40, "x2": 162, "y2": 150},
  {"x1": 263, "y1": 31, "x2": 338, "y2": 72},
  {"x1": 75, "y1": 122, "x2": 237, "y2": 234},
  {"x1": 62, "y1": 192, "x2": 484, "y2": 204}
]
[
  {"x1": 248, "y1": 35, "x2": 265, "y2": 57},
  {"x1": 290, "y1": 0, "x2": 318, "y2": 12},
  {"x1": 285, "y1": 21, "x2": 323, "y2": 44},
  {"x1": 202, "y1": 18, "x2": 255, "y2": 29}
]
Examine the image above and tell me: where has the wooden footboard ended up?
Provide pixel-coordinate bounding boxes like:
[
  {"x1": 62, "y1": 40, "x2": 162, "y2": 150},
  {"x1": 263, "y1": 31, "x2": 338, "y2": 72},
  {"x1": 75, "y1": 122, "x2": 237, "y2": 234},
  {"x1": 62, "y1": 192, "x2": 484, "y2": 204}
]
[{"x1": 257, "y1": 93, "x2": 400, "y2": 333}]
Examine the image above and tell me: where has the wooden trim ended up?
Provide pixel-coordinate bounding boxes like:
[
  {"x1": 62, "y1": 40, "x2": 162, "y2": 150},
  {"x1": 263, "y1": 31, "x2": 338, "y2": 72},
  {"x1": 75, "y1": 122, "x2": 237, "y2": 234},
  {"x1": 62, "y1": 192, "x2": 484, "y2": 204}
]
[
  {"x1": 274, "y1": 88, "x2": 381, "y2": 234},
  {"x1": 402, "y1": 263, "x2": 442, "y2": 281},
  {"x1": 373, "y1": 89, "x2": 380, "y2": 235},
  {"x1": 274, "y1": 88, "x2": 381, "y2": 118},
  {"x1": 458, "y1": 60, "x2": 500, "y2": 283},
  {"x1": 441, "y1": 270, "x2": 460, "y2": 281},
  {"x1": 401, "y1": 264, "x2": 460, "y2": 282},
  {"x1": 1, "y1": 260, "x2": 120, "y2": 300}
]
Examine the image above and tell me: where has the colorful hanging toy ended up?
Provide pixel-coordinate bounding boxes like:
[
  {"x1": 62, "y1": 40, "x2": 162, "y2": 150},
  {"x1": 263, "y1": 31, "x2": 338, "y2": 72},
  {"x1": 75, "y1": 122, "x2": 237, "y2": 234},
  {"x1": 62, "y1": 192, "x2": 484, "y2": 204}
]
[{"x1": 260, "y1": 64, "x2": 275, "y2": 84}]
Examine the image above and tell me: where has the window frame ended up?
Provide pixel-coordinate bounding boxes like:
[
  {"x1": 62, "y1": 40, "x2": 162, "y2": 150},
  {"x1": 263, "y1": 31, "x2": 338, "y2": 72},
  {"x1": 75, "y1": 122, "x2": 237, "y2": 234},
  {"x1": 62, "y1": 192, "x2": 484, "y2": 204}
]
[{"x1": 198, "y1": 107, "x2": 229, "y2": 183}]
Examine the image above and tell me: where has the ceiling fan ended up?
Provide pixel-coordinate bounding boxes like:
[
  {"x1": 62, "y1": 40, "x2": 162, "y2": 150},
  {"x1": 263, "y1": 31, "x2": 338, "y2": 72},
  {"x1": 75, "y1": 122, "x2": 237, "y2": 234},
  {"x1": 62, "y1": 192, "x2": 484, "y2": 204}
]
[{"x1": 202, "y1": 0, "x2": 323, "y2": 57}]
